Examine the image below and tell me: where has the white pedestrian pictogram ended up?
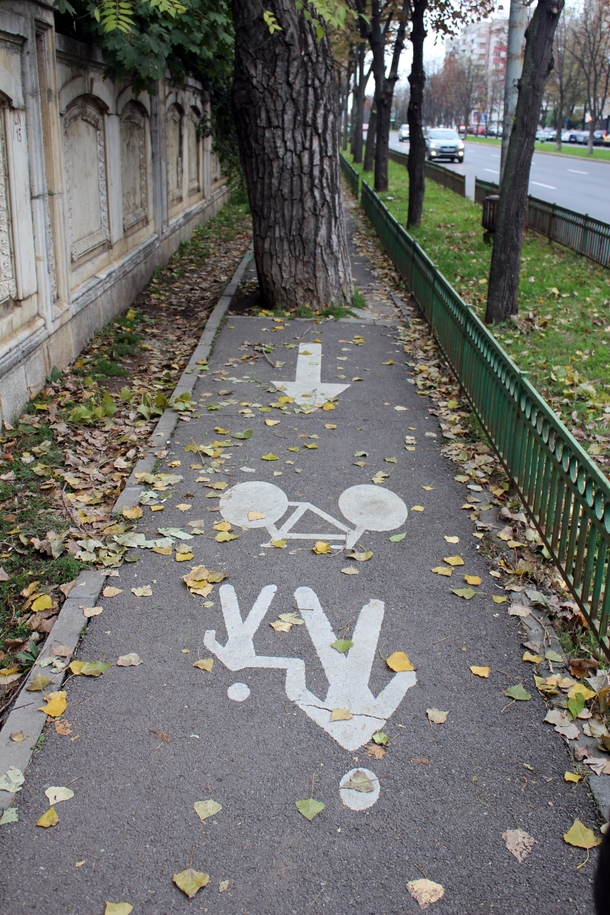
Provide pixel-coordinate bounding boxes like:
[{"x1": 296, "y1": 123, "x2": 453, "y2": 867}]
[
  {"x1": 273, "y1": 342, "x2": 350, "y2": 407},
  {"x1": 204, "y1": 585, "x2": 417, "y2": 752},
  {"x1": 219, "y1": 482, "x2": 407, "y2": 551}
]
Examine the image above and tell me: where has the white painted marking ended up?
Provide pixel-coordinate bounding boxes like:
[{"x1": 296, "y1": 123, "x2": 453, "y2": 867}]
[
  {"x1": 219, "y1": 483, "x2": 407, "y2": 550},
  {"x1": 204, "y1": 585, "x2": 417, "y2": 751},
  {"x1": 484, "y1": 168, "x2": 498, "y2": 174},
  {"x1": 568, "y1": 168, "x2": 588, "y2": 175},
  {"x1": 531, "y1": 181, "x2": 556, "y2": 189},
  {"x1": 489, "y1": 153, "x2": 500, "y2": 158},
  {"x1": 227, "y1": 682, "x2": 250, "y2": 702},
  {"x1": 339, "y1": 768, "x2": 380, "y2": 810},
  {"x1": 274, "y1": 343, "x2": 350, "y2": 407}
]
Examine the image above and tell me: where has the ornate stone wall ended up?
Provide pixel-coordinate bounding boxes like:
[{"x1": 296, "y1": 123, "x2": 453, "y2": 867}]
[{"x1": 0, "y1": 1, "x2": 227, "y2": 428}]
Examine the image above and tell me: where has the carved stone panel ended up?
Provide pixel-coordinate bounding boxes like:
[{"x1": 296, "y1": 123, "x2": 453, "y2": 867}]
[
  {"x1": 63, "y1": 99, "x2": 110, "y2": 261},
  {"x1": 188, "y1": 108, "x2": 200, "y2": 195},
  {"x1": 167, "y1": 103, "x2": 183, "y2": 204},
  {"x1": 0, "y1": 106, "x2": 16, "y2": 306},
  {"x1": 120, "y1": 103, "x2": 148, "y2": 231}
]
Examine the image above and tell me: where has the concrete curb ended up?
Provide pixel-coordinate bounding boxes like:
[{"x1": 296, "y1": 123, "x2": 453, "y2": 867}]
[{"x1": 0, "y1": 244, "x2": 253, "y2": 811}]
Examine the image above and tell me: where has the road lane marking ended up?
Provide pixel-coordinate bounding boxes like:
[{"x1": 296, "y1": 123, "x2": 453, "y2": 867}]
[
  {"x1": 531, "y1": 181, "x2": 557, "y2": 189},
  {"x1": 204, "y1": 585, "x2": 417, "y2": 754},
  {"x1": 568, "y1": 169, "x2": 588, "y2": 175},
  {"x1": 484, "y1": 168, "x2": 498, "y2": 174},
  {"x1": 219, "y1": 482, "x2": 407, "y2": 550},
  {"x1": 274, "y1": 342, "x2": 349, "y2": 407}
]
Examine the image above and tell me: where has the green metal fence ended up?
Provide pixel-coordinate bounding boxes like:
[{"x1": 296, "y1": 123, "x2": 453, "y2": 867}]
[
  {"x1": 474, "y1": 177, "x2": 610, "y2": 269},
  {"x1": 361, "y1": 179, "x2": 610, "y2": 655},
  {"x1": 340, "y1": 155, "x2": 360, "y2": 197},
  {"x1": 387, "y1": 148, "x2": 466, "y2": 197}
]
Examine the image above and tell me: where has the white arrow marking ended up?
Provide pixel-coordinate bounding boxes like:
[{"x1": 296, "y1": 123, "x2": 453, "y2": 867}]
[
  {"x1": 204, "y1": 585, "x2": 417, "y2": 751},
  {"x1": 274, "y1": 343, "x2": 350, "y2": 407}
]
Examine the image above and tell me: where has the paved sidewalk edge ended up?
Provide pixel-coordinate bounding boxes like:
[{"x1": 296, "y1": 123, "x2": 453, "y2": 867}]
[{"x1": 0, "y1": 245, "x2": 253, "y2": 811}]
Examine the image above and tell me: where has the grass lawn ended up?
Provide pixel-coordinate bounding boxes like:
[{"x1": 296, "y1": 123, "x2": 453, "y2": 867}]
[
  {"x1": 466, "y1": 135, "x2": 610, "y2": 162},
  {"x1": 348, "y1": 154, "x2": 610, "y2": 468}
]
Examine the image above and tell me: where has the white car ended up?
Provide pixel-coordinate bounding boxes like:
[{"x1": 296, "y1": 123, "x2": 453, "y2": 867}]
[
  {"x1": 425, "y1": 128, "x2": 464, "y2": 162},
  {"x1": 398, "y1": 124, "x2": 409, "y2": 142}
]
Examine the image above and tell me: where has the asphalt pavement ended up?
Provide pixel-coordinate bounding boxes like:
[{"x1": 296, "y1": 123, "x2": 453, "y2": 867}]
[
  {"x1": 0, "y1": 224, "x2": 603, "y2": 914},
  {"x1": 389, "y1": 131, "x2": 610, "y2": 222}
]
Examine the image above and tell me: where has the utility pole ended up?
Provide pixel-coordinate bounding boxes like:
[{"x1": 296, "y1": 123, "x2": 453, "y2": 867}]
[{"x1": 500, "y1": 0, "x2": 527, "y2": 184}]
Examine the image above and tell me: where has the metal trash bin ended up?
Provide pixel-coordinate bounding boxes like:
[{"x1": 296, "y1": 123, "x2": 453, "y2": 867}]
[{"x1": 482, "y1": 195, "x2": 500, "y2": 232}]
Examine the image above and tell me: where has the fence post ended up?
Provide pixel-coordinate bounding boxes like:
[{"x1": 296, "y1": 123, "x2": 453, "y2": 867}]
[
  {"x1": 550, "y1": 203, "x2": 556, "y2": 245},
  {"x1": 583, "y1": 214, "x2": 590, "y2": 258}
]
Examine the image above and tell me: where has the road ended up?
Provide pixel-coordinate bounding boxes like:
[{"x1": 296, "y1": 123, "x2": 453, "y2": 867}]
[{"x1": 389, "y1": 131, "x2": 610, "y2": 222}]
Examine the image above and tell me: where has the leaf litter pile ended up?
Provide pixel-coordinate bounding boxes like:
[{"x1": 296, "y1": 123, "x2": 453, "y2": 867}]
[{"x1": 0, "y1": 198, "x2": 251, "y2": 725}]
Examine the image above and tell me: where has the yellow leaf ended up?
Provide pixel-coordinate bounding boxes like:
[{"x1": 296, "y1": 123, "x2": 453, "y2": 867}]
[
  {"x1": 426, "y1": 708, "x2": 450, "y2": 724},
  {"x1": 9, "y1": 731, "x2": 24, "y2": 742},
  {"x1": 564, "y1": 772, "x2": 582, "y2": 783},
  {"x1": 131, "y1": 586, "x2": 152, "y2": 597},
  {"x1": 322, "y1": 402, "x2": 336, "y2": 411},
  {"x1": 270, "y1": 539, "x2": 287, "y2": 548},
  {"x1": 422, "y1": 485, "x2": 434, "y2": 491},
  {"x1": 213, "y1": 521, "x2": 232, "y2": 532},
  {"x1": 411, "y1": 505, "x2": 425, "y2": 512},
  {"x1": 407, "y1": 879, "x2": 444, "y2": 908},
  {"x1": 39, "y1": 691, "x2": 67, "y2": 718},
  {"x1": 522, "y1": 651, "x2": 542, "y2": 664},
  {"x1": 206, "y1": 481, "x2": 228, "y2": 490},
  {"x1": 121, "y1": 506, "x2": 142, "y2": 520},
  {"x1": 248, "y1": 512, "x2": 266, "y2": 521},
  {"x1": 150, "y1": 505, "x2": 164, "y2": 512},
  {"x1": 347, "y1": 551, "x2": 373, "y2": 562},
  {"x1": 176, "y1": 503, "x2": 192, "y2": 512},
  {"x1": 568, "y1": 683, "x2": 596, "y2": 701},
  {"x1": 215, "y1": 532, "x2": 239, "y2": 542},
  {"x1": 444, "y1": 555, "x2": 464, "y2": 566},
  {"x1": 304, "y1": 443, "x2": 318, "y2": 450},
  {"x1": 492, "y1": 595, "x2": 507, "y2": 604},
  {"x1": 152, "y1": 545, "x2": 172, "y2": 555},
  {"x1": 386, "y1": 651, "x2": 415, "y2": 672},
  {"x1": 464, "y1": 575, "x2": 481, "y2": 586},
  {"x1": 36, "y1": 807, "x2": 59, "y2": 828},
  {"x1": 277, "y1": 396, "x2": 294, "y2": 405},
  {"x1": 444, "y1": 535, "x2": 459, "y2": 543},
  {"x1": 563, "y1": 820, "x2": 601, "y2": 849},
  {"x1": 82, "y1": 605, "x2": 103, "y2": 617},
  {"x1": 105, "y1": 904, "x2": 133, "y2": 915},
  {"x1": 330, "y1": 708, "x2": 353, "y2": 721},
  {"x1": 103, "y1": 587, "x2": 123, "y2": 598},
  {"x1": 68, "y1": 660, "x2": 84, "y2": 675},
  {"x1": 175, "y1": 551, "x2": 194, "y2": 562},
  {"x1": 0, "y1": 667, "x2": 20, "y2": 678},
  {"x1": 261, "y1": 453, "x2": 279, "y2": 461},
  {"x1": 194, "y1": 799, "x2": 222, "y2": 822},
  {"x1": 382, "y1": 360, "x2": 394, "y2": 365},
  {"x1": 324, "y1": 423, "x2": 337, "y2": 429},
  {"x1": 172, "y1": 868, "x2": 210, "y2": 898},
  {"x1": 26, "y1": 673, "x2": 51, "y2": 691},
  {"x1": 312, "y1": 541, "x2": 331, "y2": 554},
  {"x1": 431, "y1": 566, "x2": 453, "y2": 577},
  {"x1": 193, "y1": 659, "x2": 214, "y2": 672},
  {"x1": 265, "y1": 419, "x2": 280, "y2": 426},
  {"x1": 32, "y1": 594, "x2": 53, "y2": 612},
  {"x1": 470, "y1": 665, "x2": 490, "y2": 678}
]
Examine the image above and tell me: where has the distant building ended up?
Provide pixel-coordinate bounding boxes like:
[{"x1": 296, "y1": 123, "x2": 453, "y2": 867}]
[{"x1": 445, "y1": 19, "x2": 508, "y2": 131}]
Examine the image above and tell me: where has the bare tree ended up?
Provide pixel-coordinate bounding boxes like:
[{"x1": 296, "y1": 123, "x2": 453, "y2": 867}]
[
  {"x1": 569, "y1": 0, "x2": 610, "y2": 154},
  {"x1": 549, "y1": 9, "x2": 584, "y2": 151}
]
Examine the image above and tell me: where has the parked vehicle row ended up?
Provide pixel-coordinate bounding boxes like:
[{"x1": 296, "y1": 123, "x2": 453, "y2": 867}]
[{"x1": 538, "y1": 127, "x2": 609, "y2": 145}]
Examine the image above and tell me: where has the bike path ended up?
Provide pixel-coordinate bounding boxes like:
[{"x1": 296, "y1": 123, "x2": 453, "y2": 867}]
[{"x1": 0, "y1": 314, "x2": 600, "y2": 913}]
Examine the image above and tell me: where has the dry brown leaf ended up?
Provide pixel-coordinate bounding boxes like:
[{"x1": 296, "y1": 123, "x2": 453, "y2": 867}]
[
  {"x1": 502, "y1": 829, "x2": 536, "y2": 862},
  {"x1": 407, "y1": 878, "x2": 444, "y2": 909}
]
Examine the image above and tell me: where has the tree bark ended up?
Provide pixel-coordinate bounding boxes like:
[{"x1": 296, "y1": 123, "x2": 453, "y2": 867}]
[
  {"x1": 364, "y1": 105, "x2": 377, "y2": 172},
  {"x1": 485, "y1": 0, "x2": 564, "y2": 324},
  {"x1": 232, "y1": 0, "x2": 353, "y2": 311},
  {"x1": 407, "y1": 0, "x2": 427, "y2": 229},
  {"x1": 350, "y1": 43, "x2": 369, "y2": 164},
  {"x1": 373, "y1": 0, "x2": 409, "y2": 192}
]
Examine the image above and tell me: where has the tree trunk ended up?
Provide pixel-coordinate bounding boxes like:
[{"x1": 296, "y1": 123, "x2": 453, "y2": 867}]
[
  {"x1": 555, "y1": 99, "x2": 563, "y2": 150},
  {"x1": 407, "y1": 0, "x2": 427, "y2": 229},
  {"x1": 485, "y1": 0, "x2": 564, "y2": 324},
  {"x1": 587, "y1": 121, "x2": 594, "y2": 154},
  {"x1": 350, "y1": 45, "x2": 369, "y2": 164},
  {"x1": 364, "y1": 105, "x2": 377, "y2": 171},
  {"x1": 232, "y1": 0, "x2": 352, "y2": 311}
]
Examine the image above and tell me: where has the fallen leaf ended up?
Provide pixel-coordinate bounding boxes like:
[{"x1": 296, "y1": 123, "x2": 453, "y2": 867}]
[
  {"x1": 295, "y1": 798, "x2": 325, "y2": 821},
  {"x1": 312, "y1": 541, "x2": 331, "y2": 555},
  {"x1": 324, "y1": 423, "x2": 336, "y2": 429},
  {"x1": 504, "y1": 683, "x2": 532, "y2": 701},
  {"x1": 45, "y1": 786, "x2": 74, "y2": 805},
  {"x1": 372, "y1": 731, "x2": 389, "y2": 745},
  {"x1": 82, "y1": 605, "x2": 104, "y2": 617},
  {"x1": 464, "y1": 575, "x2": 481, "y2": 586},
  {"x1": 342, "y1": 770, "x2": 375, "y2": 792},
  {"x1": 564, "y1": 772, "x2": 582, "y2": 783},
  {"x1": 194, "y1": 799, "x2": 222, "y2": 822},
  {"x1": 0, "y1": 766, "x2": 24, "y2": 793},
  {"x1": 366, "y1": 744, "x2": 386, "y2": 760},
  {"x1": 386, "y1": 651, "x2": 415, "y2": 672},
  {"x1": 492, "y1": 595, "x2": 507, "y2": 604},
  {"x1": 36, "y1": 807, "x2": 59, "y2": 828},
  {"x1": 117, "y1": 653, "x2": 142, "y2": 667},
  {"x1": 444, "y1": 555, "x2": 464, "y2": 566},
  {"x1": 431, "y1": 566, "x2": 453, "y2": 577},
  {"x1": 175, "y1": 551, "x2": 194, "y2": 562},
  {"x1": 0, "y1": 808, "x2": 17, "y2": 825},
  {"x1": 470, "y1": 665, "x2": 490, "y2": 678},
  {"x1": 584, "y1": 757, "x2": 610, "y2": 776},
  {"x1": 69, "y1": 660, "x2": 112, "y2": 677},
  {"x1": 563, "y1": 820, "x2": 602, "y2": 849},
  {"x1": 173, "y1": 868, "x2": 210, "y2": 898},
  {"x1": 213, "y1": 521, "x2": 232, "y2": 532},
  {"x1": 444, "y1": 536, "x2": 459, "y2": 543},
  {"x1": 347, "y1": 551, "x2": 373, "y2": 562},
  {"x1": 389, "y1": 532, "x2": 406, "y2": 542},
  {"x1": 508, "y1": 603, "x2": 530, "y2": 617},
  {"x1": 103, "y1": 587, "x2": 123, "y2": 598},
  {"x1": 55, "y1": 720, "x2": 72, "y2": 736},
  {"x1": 219, "y1": 880, "x2": 229, "y2": 892},
  {"x1": 264, "y1": 419, "x2": 280, "y2": 426},
  {"x1": 105, "y1": 904, "x2": 133, "y2": 915},
  {"x1": 341, "y1": 567, "x2": 359, "y2": 575},
  {"x1": 261, "y1": 453, "x2": 279, "y2": 461},
  {"x1": 9, "y1": 732, "x2": 24, "y2": 743},
  {"x1": 248, "y1": 512, "x2": 266, "y2": 521},
  {"x1": 372, "y1": 471, "x2": 389, "y2": 484},
  {"x1": 407, "y1": 878, "x2": 444, "y2": 909},
  {"x1": 270, "y1": 539, "x2": 287, "y2": 548},
  {"x1": 215, "y1": 532, "x2": 239, "y2": 542},
  {"x1": 121, "y1": 506, "x2": 142, "y2": 520},
  {"x1": 545, "y1": 649, "x2": 563, "y2": 663},
  {"x1": 330, "y1": 708, "x2": 353, "y2": 721},
  {"x1": 522, "y1": 651, "x2": 542, "y2": 664},
  {"x1": 331, "y1": 639, "x2": 353, "y2": 653},
  {"x1": 32, "y1": 594, "x2": 53, "y2": 612},
  {"x1": 131, "y1": 586, "x2": 152, "y2": 597},
  {"x1": 427, "y1": 708, "x2": 449, "y2": 724},
  {"x1": 411, "y1": 505, "x2": 425, "y2": 512},
  {"x1": 193, "y1": 659, "x2": 214, "y2": 672},
  {"x1": 176, "y1": 504, "x2": 192, "y2": 513},
  {"x1": 502, "y1": 828, "x2": 536, "y2": 862},
  {"x1": 39, "y1": 691, "x2": 67, "y2": 718},
  {"x1": 452, "y1": 588, "x2": 476, "y2": 600},
  {"x1": 26, "y1": 673, "x2": 51, "y2": 692}
]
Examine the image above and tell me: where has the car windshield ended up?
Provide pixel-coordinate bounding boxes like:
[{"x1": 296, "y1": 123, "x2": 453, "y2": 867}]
[{"x1": 428, "y1": 129, "x2": 459, "y2": 139}]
